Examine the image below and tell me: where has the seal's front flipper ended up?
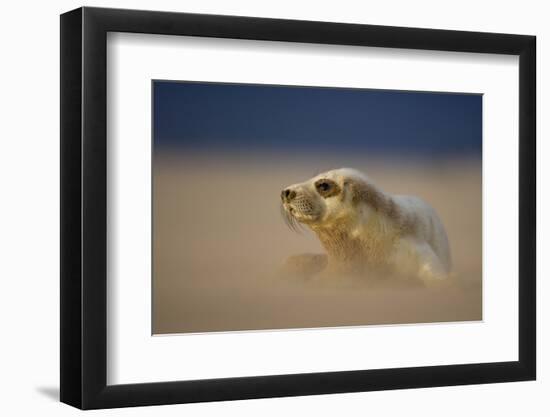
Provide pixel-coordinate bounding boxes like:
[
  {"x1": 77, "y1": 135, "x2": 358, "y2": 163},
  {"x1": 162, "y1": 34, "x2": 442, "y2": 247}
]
[{"x1": 281, "y1": 253, "x2": 328, "y2": 280}]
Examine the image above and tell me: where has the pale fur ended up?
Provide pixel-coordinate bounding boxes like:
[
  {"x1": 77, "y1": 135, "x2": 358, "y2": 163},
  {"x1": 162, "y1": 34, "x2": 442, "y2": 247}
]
[{"x1": 281, "y1": 168, "x2": 452, "y2": 284}]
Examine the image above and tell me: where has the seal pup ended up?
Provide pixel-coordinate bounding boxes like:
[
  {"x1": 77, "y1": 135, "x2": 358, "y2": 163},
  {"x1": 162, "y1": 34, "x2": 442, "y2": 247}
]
[{"x1": 280, "y1": 168, "x2": 451, "y2": 284}]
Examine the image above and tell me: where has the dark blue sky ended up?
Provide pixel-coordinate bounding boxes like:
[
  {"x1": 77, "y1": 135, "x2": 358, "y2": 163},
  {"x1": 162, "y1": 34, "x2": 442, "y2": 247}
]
[{"x1": 153, "y1": 81, "x2": 481, "y2": 157}]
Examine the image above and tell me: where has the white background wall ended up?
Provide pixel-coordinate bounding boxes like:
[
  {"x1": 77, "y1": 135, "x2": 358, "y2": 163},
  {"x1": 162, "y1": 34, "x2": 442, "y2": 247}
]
[{"x1": 0, "y1": 0, "x2": 545, "y2": 415}]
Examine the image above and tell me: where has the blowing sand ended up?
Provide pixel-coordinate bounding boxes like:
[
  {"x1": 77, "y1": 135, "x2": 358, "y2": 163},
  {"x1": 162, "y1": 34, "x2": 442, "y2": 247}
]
[{"x1": 153, "y1": 152, "x2": 482, "y2": 334}]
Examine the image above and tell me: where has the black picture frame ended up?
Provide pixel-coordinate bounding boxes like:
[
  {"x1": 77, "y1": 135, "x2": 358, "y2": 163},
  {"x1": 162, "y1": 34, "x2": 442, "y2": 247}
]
[{"x1": 60, "y1": 6, "x2": 536, "y2": 410}]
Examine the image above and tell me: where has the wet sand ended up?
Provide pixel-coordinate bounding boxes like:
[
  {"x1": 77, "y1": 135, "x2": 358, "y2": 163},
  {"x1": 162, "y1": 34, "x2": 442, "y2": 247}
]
[{"x1": 153, "y1": 152, "x2": 482, "y2": 334}]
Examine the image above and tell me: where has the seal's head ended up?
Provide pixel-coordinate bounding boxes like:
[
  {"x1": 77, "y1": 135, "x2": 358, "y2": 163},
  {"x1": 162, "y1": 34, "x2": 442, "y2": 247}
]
[{"x1": 280, "y1": 168, "x2": 378, "y2": 231}]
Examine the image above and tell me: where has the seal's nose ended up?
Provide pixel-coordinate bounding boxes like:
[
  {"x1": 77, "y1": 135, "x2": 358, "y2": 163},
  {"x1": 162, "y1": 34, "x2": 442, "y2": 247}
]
[{"x1": 281, "y1": 188, "x2": 297, "y2": 202}]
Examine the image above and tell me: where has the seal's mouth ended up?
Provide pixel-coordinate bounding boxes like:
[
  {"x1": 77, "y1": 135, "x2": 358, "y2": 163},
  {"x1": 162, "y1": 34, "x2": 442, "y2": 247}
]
[
  {"x1": 280, "y1": 204, "x2": 301, "y2": 232},
  {"x1": 280, "y1": 198, "x2": 320, "y2": 232}
]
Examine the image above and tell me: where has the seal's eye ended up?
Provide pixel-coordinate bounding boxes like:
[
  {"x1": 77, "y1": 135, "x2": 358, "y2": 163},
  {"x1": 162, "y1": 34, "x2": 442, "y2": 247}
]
[
  {"x1": 316, "y1": 182, "x2": 331, "y2": 192},
  {"x1": 315, "y1": 179, "x2": 339, "y2": 197}
]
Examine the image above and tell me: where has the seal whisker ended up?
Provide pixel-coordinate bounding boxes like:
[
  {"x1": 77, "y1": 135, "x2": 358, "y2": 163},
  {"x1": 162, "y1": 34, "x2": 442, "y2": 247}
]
[{"x1": 280, "y1": 203, "x2": 302, "y2": 233}]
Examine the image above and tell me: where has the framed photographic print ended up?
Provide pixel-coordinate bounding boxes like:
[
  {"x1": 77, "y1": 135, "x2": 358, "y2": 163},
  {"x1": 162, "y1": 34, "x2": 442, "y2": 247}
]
[{"x1": 60, "y1": 6, "x2": 536, "y2": 409}]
